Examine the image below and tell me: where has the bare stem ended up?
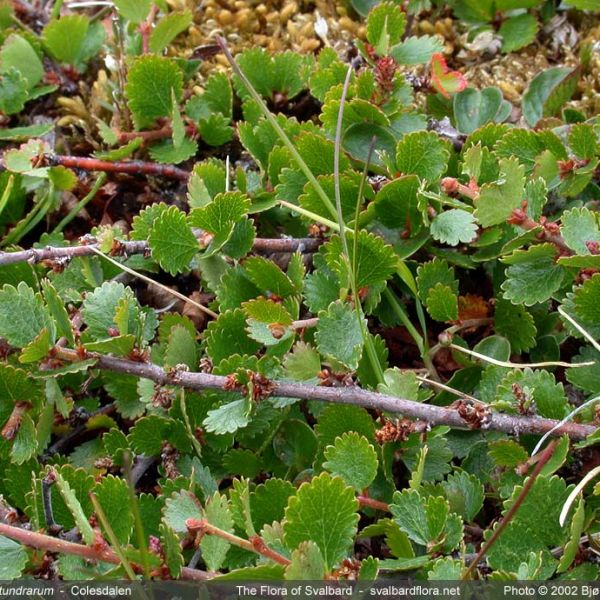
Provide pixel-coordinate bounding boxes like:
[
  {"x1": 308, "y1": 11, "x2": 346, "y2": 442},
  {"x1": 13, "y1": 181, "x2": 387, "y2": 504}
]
[
  {"x1": 47, "y1": 155, "x2": 190, "y2": 181},
  {"x1": 291, "y1": 317, "x2": 319, "y2": 330},
  {"x1": 357, "y1": 495, "x2": 389, "y2": 512},
  {"x1": 251, "y1": 237, "x2": 321, "y2": 254},
  {"x1": 0, "y1": 401, "x2": 29, "y2": 440},
  {"x1": 0, "y1": 522, "x2": 211, "y2": 580},
  {"x1": 0, "y1": 236, "x2": 321, "y2": 268},
  {"x1": 140, "y1": 3, "x2": 158, "y2": 54},
  {"x1": 54, "y1": 348, "x2": 597, "y2": 440},
  {"x1": 186, "y1": 519, "x2": 291, "y2": 566},
  {"x1": 441, "y1": 177, "x2": 479, "y2": 200},
  {"x1": 508, "y1": 211, "x2": 572, "y2": 255},
  {"x1": 444, "y1": 318, "x2": 493, "y2": 336}
]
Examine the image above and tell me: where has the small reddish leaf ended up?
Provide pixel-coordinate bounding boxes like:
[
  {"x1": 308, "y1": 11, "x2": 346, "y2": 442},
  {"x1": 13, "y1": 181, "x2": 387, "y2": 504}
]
[{"x1": 430, "y1": 53, "x2": 467, "y2": 99}]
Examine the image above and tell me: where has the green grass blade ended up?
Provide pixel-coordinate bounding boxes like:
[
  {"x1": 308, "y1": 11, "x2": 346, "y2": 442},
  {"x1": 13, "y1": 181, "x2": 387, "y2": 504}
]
[{"x1": 216, "y1": 36, "x2": 337, "y2": 221}]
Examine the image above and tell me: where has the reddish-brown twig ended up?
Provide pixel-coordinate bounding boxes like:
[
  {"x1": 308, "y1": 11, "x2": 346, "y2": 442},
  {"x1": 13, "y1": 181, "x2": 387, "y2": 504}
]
[
  {"x1": 508, "y1": 209, "x2": 572, "y2": 255},
  {"x1": 441, "y1": 177, "x2": 479, "y2": 200},
  {"x1": 357, "y1": 495, "x2": 389, "y2": 512},
  {"x1": 140, "y1": 4, "x2": 159, "y2": 54},
  {"x1": 47, "y1": 155, "x2": 190, "y2": 181},
  {"x1": 0, "y1": 402, "x2": 30, "y2": 440},
  {"x1": 0, "y1": 522, "x2": 211, "y2": 580},
  {"x1": 186, "y1": 519, "x2": 291, "y2": 566}
]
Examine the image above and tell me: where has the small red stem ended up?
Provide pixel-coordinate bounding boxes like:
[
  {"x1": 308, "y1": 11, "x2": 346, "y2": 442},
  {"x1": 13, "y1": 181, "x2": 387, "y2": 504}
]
[
  {"x1": 249, "y1": 535, "x2": 291, "y2": 565},
  {"x1": 1, "y1": 402, "x2": 29, "y2": 441},
  {"x1": 140, "y1": 4, "x2": 158, "y2": 54},
  {"x1": 0, "y1": 522, "x2": 210, "y2": 580},
  {"x1": 508, "y1": 211, "x2": 572, "y2": 255},
  {"x1": 357, "y1": 495, "x2": 389, "y2": 512},
  {"x1": 186, "y1": 519, "x2": 291, "y2": 566},
  {"x1": 48, "y1": 155, "x2": 190, "y2": 181},
  {"x1": 441, "y1": 177, "x2": 479, "y2": 200}
]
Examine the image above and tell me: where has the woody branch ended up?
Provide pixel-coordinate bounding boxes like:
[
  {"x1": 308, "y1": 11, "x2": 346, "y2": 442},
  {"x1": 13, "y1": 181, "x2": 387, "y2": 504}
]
[
  {"x1": 0, "y1": 522, "x2": 211, "y2": 581},
  {"x1": 0, "y1": 236, "x2": 322, "y2": 267},
  {"x1": 55, "y1": 348, "x2": 597, "y2": 441}
]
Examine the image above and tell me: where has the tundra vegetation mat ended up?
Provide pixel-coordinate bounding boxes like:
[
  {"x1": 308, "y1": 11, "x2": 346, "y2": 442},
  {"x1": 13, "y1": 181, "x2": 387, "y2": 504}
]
[{"x1": 0, "y1": 0, "x2": 599, "y2": 583}]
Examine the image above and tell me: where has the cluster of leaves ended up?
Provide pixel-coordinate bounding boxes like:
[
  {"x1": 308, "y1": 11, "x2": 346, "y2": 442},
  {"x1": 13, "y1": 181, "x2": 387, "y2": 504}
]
[
  {"x1": 354, "y1": 0, "x2": 594, "y2": 54},
  {"x1": 0, "y1": 0, "x2": 598, "y2": 584},
  {"x1": 446, "y1": 0, "x2": 591, "y2": 54}
]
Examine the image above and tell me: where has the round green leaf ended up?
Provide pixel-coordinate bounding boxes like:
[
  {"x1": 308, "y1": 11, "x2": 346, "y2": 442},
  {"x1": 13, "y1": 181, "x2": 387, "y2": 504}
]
[
  {"x1": 283, "y1": 472, "x2": 359, "y2": 570},
  {"x1": 343, "y1": 123, "x2": 396, "y2": 167},
  {"x1": 323, "y1": 432, "x2": 378, "y2": 491}
]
